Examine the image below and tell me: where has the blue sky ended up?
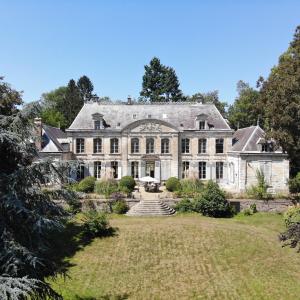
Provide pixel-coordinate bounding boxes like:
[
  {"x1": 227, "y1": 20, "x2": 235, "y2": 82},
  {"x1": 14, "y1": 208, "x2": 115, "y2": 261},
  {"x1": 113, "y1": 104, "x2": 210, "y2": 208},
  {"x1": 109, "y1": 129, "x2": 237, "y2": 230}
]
[{"x1": 1, "y1": 0, "x2": 299, "y2": 104}]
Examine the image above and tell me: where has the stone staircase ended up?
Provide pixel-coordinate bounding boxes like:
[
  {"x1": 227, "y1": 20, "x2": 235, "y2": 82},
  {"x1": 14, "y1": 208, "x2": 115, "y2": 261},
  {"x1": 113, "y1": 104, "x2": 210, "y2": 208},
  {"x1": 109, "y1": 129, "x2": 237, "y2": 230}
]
[{"x1": 126, "y1": 199, "x2": 175, "y2": 216}]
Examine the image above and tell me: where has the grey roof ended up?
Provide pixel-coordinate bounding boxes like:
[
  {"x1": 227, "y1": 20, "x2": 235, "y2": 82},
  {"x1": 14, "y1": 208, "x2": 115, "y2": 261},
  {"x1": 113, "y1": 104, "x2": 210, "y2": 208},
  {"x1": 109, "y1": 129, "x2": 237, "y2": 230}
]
[
  {"x1": 232, "y1": 125, "x2": 265, "y2": 152},
  {"x1": 68, "y1": 102, "x2": 231, "y2": 131},
  {"x1": 42, "y1": 124, "x2": 67, "y2": 151}
]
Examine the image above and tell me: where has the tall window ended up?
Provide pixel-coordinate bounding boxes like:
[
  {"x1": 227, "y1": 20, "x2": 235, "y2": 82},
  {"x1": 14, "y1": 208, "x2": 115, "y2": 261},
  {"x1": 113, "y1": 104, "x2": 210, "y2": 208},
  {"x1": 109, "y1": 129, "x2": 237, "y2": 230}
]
[
  {"x1": 77, "y1": 164, "x2": 85, "y2": 180},
  {"x1": 199, "y1": 162, "x2": 206, "y2": 179},
  {"x1": 110, "y1": 138, "x2": 119, "y2": 153},
  {"x1": 182, "y1": 161, "x2": 190, "y2": 179},
  {"x1": 131, "y1": 138, "x2": 139, "y2": 153},
  {"x1": 76, "y1": 138, "x2": 85, "y2": 153},
  {"x1": 199, "y1": 121, "x2": 205, "y2": 130},
  {"x1": 94, "y1": 161, "x2": 101, "y2": 179},
  {"x1": 111, "y1": 161, "x2": 118, "y2": 179},
  {"x1": 161, "y1": 138, "x2": 169, "y2": 154},
  {"x1": 216, "y1": 162, "x2": 224, "y2": 179},
  {"x1": 93, "y1": 138, "x2": 102, "y2": 153},
  {"x1": 198, "y1": 139, "x2": 207, "y2": 154},
  {"x1": 94, "y1": 120, "x2": 101, "y2": 130},
  {"x1": 216, "y1": 138, "x2": 224, "y2": 154},
  {"x1": 131, "y1": 161, "x2": 139, "y2": 179},
  {"x1": 181, "y1": 138, "x2": 190, "y2": 153},
  {"x1": 146, "y1": 138, "x2": 154, "y2": 154}
]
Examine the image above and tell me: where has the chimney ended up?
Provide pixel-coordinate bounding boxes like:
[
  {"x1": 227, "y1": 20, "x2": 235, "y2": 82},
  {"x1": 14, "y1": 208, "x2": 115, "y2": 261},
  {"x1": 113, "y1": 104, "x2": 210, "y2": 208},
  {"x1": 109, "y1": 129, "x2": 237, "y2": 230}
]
[
  {"x1": 127, "y1": 95, "x2": 132, "y2": 105},
  {"x1": 34, "y1": 117, "x2": 42, "y2": 151}
]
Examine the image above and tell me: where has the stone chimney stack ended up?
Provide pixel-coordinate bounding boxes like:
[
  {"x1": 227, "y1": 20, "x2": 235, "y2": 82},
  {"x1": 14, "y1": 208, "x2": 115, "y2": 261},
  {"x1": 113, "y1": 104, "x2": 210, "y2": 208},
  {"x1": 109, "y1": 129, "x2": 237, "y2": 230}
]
[
  {"x1": 34, "y1": 117, "x2": 42, "y2": 151},
  {"x1": 127, "y1": 95, "x2": 132, "y2": 105}
]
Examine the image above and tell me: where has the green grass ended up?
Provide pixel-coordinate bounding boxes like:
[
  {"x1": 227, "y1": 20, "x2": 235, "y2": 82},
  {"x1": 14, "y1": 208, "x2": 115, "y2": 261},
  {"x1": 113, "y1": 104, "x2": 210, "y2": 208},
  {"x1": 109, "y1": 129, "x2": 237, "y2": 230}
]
[{"x1": 50, "y1": 213, "x2": 300, "y2": 299}]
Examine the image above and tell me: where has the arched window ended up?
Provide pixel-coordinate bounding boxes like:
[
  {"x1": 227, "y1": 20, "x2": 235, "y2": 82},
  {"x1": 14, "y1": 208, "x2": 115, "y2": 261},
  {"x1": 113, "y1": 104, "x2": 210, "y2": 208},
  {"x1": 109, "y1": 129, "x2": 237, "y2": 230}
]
[
  {"x1": 161, "y1": 138, "x2": 169, "y2": 154},
  {"x1": 93, "y1": 138, "x2": 102, "y2": 153},
  {"x1": 131, "y1": 138, "x2": 139, "y2": 153},
  {"x1": 146, "y1": 138, "x2": 154, "y2": 154},
  {"x1": 110, "y1": 138, "x2": 119, "y2": 153},
  {"x1": 181, "y1": 138, "x2": 190, "y2": 153}
]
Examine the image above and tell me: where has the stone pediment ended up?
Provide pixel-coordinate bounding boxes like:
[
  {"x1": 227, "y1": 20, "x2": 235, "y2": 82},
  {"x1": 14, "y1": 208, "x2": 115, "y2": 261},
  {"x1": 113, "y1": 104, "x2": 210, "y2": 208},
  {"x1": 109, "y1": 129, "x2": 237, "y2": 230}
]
[{"x1": 127, "y1": 119, "x2": 178, "y2": 133}]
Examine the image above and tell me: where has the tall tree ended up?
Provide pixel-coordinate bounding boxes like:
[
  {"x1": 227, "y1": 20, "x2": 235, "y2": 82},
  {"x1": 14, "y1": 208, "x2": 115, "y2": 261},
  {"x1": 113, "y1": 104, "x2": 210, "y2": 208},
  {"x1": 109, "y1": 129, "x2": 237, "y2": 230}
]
[
  {"x1": 77, "y1": 75, "x2": 94, "y2": 101},
  {"x1": 140, "y1": 57, "x2": 183, "y2": 102},
  {"x1": 227, "y1": 81, "x2": 261, "y2": 129},
  {"x1": 259, "y1": 26, "x2": 300, "y2": 175},
  {"x1": 0, "y1": 76, "x2": 23, "y2": 115}
]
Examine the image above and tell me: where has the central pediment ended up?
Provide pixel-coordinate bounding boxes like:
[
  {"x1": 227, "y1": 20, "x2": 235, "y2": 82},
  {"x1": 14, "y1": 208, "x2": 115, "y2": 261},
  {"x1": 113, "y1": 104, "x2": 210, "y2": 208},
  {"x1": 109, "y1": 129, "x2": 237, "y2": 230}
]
[{"x1": 123, "y1": 119, "x2": 178, "y2": 133}]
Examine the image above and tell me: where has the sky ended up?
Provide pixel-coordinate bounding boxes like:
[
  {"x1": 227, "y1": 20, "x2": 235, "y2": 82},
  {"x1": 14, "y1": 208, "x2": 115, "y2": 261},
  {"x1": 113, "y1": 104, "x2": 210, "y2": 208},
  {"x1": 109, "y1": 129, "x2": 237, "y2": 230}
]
[{"x1": 1, "y1": 0, "x2": 299, "y2": 104}]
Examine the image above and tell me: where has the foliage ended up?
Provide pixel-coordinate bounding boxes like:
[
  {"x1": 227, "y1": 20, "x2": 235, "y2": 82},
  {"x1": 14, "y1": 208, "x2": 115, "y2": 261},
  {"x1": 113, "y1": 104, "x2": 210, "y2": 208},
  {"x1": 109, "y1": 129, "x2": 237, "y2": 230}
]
[
  {"x1": 166, "y1": 177, "x2": 181, "y2": 192},
  {"x1": 41, "y1": 107, "x2": 67, "y2": 129},
  {"x1": 174, "y1": 198, "x2": 194, "y2": 213},
  {"x1": 95, "y1": 179, "x2": 119, "y2": 198},
  {"x1": 227, "y1": 80, "x2": 262, "y2": 129},
  {"x1": 77, "y1": 75, "x2": 94, "y2": 101},
  {"x1": 247, "y1": 169, "x2": 272, "y2": 200},
  {"x1": 112, "y1": 200, "x2": 129, "y2": 214},
  {"x1": 140, "y1": 57, "x2": 183, "y2": 102},
  {"x1": 194, "y1": 181, "x2": 233, "y2": 217},
  {"x1": 250, "y1": 203, "x2": 258, "y2": 213},
  {"x1": 283, "y1": 205, "x2": 300, "y2": 227},
  {"x1": 77, "y1": 176, "x2": 96, "y2": 193},
  {"x1": 178, "y1": 178, "x2": 204, "y2": 198},
  {"x1": 81, "y1": 211, "x2": 111, "y2": 238},
  {"x1": 0, "y1": 99, "x2": 78, "y2": 299},
  {"x1": 243, "y1": 208, "x2": 253, "y2": 216},
  {"x1": 288, "y1": 172, "x2": 300, "y2": 193},
  {"x1": 119, "y1": 176, "x2": 136, "y2": 193},
  {"x1": 279, "y1": 222, "x2": 300, "y2": 252},
  {"x1": 258, "y1": 26, "x2": 300, "y2": 175}
]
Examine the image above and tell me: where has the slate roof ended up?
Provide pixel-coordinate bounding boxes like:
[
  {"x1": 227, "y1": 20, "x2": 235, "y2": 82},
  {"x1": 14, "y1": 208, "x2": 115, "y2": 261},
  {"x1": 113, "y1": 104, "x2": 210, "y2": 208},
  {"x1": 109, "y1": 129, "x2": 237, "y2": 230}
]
[
  {"x1": 42, "y1": 124, "x2": 67, "y2": 151},
  {"x1": 232, "y1": 125, "x2": 265, "y2": 152},
  {"x1": 67, "y1": 102, "x2": 231, "y2": 131}
]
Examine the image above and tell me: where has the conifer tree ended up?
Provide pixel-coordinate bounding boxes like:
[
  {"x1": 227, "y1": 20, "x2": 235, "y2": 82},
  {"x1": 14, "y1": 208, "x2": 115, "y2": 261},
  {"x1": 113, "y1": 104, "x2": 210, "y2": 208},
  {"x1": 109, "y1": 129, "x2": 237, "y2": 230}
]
[{"x1": 77, "y1": 75, "x2": 94, "y2": 101}]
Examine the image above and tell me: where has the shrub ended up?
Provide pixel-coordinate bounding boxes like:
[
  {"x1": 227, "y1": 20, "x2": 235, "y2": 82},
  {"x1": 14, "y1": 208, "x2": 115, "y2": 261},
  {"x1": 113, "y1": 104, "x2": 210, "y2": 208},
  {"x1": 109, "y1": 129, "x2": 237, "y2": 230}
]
[
  {"x1": 77, "y1": 176, "x2": 96, "y2": 193},
  {"x1": 250, "y1": 203, "x2": 258, "y2": 213},
  {"x1": 243, "y1": 208, "x2": 252, "y2": 216},
  {"x1": 112, "y1": 200, "x2": 129, "y2": 214},
  {"x1": 95, "y1": 179, "x2": 118, "y2": 198},
  {"x1": 289, "y1": 172, "x2": 300, "y2": 194},
  {"x1": 247, "y1": 169, "x2": 272, "y2": 200},
  {"x1": 283, "y1": 205, "x2": 300, "y2": 227},
  {"x1": 82, "y1": 211, "x2": 111, "y2": 237},
  {"x1": 174, "y1": 198, "x2": 194, "y2": 213},
  {"x1": 119, "y1": 176, "x2": 136, "y2": 193},
  {"x1": 194, "y1": 180, "x2": 233, "y2": 217},
  {"x1": 279, "y1": 222, "x2": 300, "y2": 252},
  {"x1": 179, "y1": 178, "x2": 204, "y2": 197},
  {"x1": 166, "y1": 177, "x2": 181, "y2": 192}
]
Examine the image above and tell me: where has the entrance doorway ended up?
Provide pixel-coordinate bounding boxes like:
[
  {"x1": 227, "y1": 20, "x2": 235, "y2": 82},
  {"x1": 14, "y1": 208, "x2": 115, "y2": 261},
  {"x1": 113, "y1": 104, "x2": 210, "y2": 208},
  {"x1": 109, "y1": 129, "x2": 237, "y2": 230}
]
[{"x1": 145, "y1": 161, "x2": 155, "y2": 177}]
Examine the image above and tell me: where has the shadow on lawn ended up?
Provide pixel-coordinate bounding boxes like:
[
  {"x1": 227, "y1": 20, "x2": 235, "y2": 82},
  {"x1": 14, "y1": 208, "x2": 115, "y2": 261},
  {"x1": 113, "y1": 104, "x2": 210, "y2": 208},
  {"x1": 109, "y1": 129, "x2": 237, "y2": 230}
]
[
  {"x1": 46, "y1": 219, "x2": 118, "y2": 276},
  {"x1": 74, "y1": 293, "x2": 129, "y2": 300}
]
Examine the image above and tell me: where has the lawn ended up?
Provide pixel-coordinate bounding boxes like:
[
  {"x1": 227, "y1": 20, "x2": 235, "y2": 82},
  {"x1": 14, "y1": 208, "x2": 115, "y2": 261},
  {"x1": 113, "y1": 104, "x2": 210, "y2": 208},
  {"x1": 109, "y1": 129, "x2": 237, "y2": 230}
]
[{"x1": 50, "y1": 213, "x2": 300, "y2": 300}]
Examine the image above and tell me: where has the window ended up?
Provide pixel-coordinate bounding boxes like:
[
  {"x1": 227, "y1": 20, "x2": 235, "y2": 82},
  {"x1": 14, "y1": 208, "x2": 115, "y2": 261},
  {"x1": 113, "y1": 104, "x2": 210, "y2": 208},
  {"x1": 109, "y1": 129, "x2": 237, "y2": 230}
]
[
  {"x1": 146, "y1": 138, "x2": 154, "y2": 154},
  {"x1": 181, "y1": 138, "x2": 190, "y2": 153},
  {"x1": 131, "y1": 138, "x2": 139, "y2": 153},
  {"x1": 131, "y1": 161, "x2": 139, "y2": 179},
  {"x1": 198, "y1": 139, "x2": 207, "y2": 153},
  {"x1": 216, "y1": 162, "x2": 224, "y2": 180},
  {"x1": 94, "y1": 120, "x2": 101, "y2": 130},
  {"x1": 161, "y1": 138, "x2": 169, "y2": 154},
  {"x1": 262, "y1": 143, "x2": 274, "y2": 152},
  {"x1": 76, "y1": 138, "x2": 85, "y2": 153},
  {"x1": 199, "y1": 162, "x2": 206, "y2": 179},
  {"x1": 133, "y1": 114, "x2": 137, "y2": 119},
  {"x1": 93, "y1": 138, "x2": 102, "y2": 153},
  {"x1": 111, "y1": 161, "x2": 118, "y2": 179},
  {"x1": 77, "y1": 164, "x2": 85, "y2": 180},
  {"x1": 216, "y1": 138, "x2": 224, "y2": 154},
  {"x1": 199, "y1": 121, "x2": 205, "y2": 130},
  {"x1": 182, "y1": 161, "x2": 190, "y2": 179},
  {"x1": 94, "y1": 161, "x2": 101, "y2": 179},
  {"x1": 110, "y1": 138, "x2": 119, "y2": 153},
  {"x1": 147, "y1": 114, "x2": 152, "y2": 118}
]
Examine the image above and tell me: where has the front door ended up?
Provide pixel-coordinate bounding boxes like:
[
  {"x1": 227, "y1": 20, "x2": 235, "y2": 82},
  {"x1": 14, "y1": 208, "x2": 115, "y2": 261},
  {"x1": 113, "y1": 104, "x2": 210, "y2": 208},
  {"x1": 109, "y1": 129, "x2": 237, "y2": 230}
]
[{"x1": 145, "y1": 161, "x2": 155, "y2": 177}]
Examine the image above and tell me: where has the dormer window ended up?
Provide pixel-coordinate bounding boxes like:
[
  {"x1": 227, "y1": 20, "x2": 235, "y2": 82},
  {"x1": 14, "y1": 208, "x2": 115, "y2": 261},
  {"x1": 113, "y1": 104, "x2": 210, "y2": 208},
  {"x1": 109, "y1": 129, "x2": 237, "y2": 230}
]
[
  {"x1": 196, "y1": 114, "x2": 208, "y2": 130},
  {"x1": 133, "y1": 114, "x2": 137, "y2": 119},
  {"x1": 92, "y1": 113, "x2": 104, "y2": 130},
  {"x1": 199, "y1": 121, "x2": 205, "y2": 130},
  {"x1": 94, "y1": 120, "x2": 101, "y2": 130},
  {"x1": 147, "y1": 114, "x2": 152, "y2": 118}
]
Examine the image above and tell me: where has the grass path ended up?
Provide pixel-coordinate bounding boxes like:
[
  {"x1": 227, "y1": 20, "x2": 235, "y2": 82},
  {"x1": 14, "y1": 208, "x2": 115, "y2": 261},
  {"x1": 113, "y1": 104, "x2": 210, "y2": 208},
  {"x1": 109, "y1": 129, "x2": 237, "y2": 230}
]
[{"x1": 51, "y1": 213, "x2": 300, "y2": 299}]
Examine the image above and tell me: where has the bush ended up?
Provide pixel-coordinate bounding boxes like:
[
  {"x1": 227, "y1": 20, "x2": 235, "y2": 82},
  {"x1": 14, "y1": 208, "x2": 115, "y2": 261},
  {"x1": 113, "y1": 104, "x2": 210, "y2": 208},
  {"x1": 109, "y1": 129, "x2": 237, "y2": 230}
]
[
  {"x1": 95, "y1": 179, "x2": 118, "y2": 198},
  {"x1": 289, "y1": 173, "x2": 300, "y2": 194},
  {"x1": 250, "y1": 203, "x2": 258, "y2": 213},
  {"x1": 247, "y1": 169, "x2": 272, "y2": 200},
  {"x1": 279, "y1": 222, "x2": 300, "y2": 252},
  {"x1": 243, "y1": 208, "x2": 252, "y2": 216},
  {"x1": 82, "y1": 211, "x2": 111, "y2": 238},
  {"x1": 119, "y1": 176, "x2": 136, "y2": 193},
  {"x1": 77, "y1": 176, "x2": 96, "y2": 193},
  {"x1": 194, "y1": 180, "x2": 233, "y2": 217},
  {"x1": 179, "y1": 178, "x2": 204, "y2": 197},
  {"x1": 112, "y1": 200, "x2": 129, "y2": 214},
  {"x1": 166, "y1": 177, "x2": 181, "y2": 192},
  {"x1": 283, "y1": 205, "x2": 300, "y2": 227},
  {"x1": 174, "y1": 198, "x2": 194, "y2": 213}
]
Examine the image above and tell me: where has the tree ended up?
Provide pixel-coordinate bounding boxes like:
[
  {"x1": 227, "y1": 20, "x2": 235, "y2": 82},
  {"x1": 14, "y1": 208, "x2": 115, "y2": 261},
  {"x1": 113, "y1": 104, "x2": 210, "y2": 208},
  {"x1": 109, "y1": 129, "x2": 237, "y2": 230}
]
[
  {"x1": 41, "y1": 86, "x2": 67, "y2": 110},
  {"x1": 0, "y1": 76, "x2": 23, "y2": 115},
  {"x1": 258, "y1": 26, "x2": 300, "y2": 175},
  {"x1": 188, "y1": 90, "x2": 228, "y2": 116},
  {"x1": 41, "y1": 107, "x2": 67, "y2": 129},
  {"x1": 77, "y1": 75, "x2": 94, "y2": 101},
  {"x1": 140, "y1": 57, "x2": 183, "y2": 102},
  {"x1": 227, "y1": 80, "x2": 261, "y2": 129}
]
